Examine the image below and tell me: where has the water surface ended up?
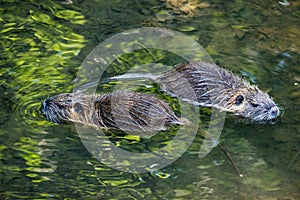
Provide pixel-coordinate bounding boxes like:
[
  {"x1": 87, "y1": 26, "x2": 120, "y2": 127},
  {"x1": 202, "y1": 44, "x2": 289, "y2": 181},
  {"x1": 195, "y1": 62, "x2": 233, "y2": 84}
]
[{"x1": 1, "y1": 0, "x2": 300, "y2": 199}]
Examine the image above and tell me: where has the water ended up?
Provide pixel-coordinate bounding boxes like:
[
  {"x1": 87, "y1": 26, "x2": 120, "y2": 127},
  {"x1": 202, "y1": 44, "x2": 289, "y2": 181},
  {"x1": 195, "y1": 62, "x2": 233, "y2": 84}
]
[{"x1": 1, "y1": 0, "x2": 300, "y2": 199}]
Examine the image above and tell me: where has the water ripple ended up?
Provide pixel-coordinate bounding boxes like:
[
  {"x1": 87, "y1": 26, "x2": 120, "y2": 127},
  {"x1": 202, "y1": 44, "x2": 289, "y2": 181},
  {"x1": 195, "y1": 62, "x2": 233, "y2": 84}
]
[{"x1": 15, "y1": 88, "x2": 48, "y2": 126}]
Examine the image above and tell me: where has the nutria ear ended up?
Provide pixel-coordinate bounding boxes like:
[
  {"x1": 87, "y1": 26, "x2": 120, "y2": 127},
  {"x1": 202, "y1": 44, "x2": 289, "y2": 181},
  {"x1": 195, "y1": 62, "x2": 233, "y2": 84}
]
[{"x1": 74, "y1": 102, "x2": 84, "y2": 114}]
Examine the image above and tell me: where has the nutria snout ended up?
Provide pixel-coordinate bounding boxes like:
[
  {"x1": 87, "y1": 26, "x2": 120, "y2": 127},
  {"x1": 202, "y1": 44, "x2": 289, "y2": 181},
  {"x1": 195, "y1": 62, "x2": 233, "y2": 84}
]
[{"x1": 42, "y1": 92, "x2": 181, "y2": 134}]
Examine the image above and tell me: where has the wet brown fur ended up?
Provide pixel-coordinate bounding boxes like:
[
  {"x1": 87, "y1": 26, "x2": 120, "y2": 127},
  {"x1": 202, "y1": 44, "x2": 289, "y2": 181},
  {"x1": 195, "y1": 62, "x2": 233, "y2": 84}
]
[
  {"x1": 42, "y1": 92, "x2": 181, "y2": 133},
  {"x1": 158, "y1": 62, "x2": 280, "y2": 123}
]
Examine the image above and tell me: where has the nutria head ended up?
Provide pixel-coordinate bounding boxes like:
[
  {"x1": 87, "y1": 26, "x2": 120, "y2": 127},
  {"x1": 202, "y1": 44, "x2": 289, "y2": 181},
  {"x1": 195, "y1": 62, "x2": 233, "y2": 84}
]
[
  {"x1": 223, "y1": 86, "x2": 280, "y2": 123},
  {"x1": 41, "y1": 93, "x2": 98, "y2": 126},
  {"x1": 41, "y1": 94, "x2": 72, "y2": 124},
  {"x1": 159, "y1": 62, "x2": 280, "y2": 124}
]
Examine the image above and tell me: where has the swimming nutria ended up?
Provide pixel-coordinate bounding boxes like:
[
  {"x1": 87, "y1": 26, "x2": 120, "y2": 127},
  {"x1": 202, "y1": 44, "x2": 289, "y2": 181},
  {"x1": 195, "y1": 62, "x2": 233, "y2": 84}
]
[
  {"x1": 41, "y1": 92, "x2": 182, "y2": 134},
  {"x1": 106, "y1": 61, "x2": 280, "y2": 123},
  {"x1": 42, "y1": 62, "x2": 280, "y2": 129}
]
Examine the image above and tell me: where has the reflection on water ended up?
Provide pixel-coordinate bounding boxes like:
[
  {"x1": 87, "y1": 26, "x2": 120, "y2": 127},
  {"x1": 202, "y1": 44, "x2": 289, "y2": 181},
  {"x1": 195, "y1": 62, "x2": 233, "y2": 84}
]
[{"x1": 0, "y1": 0, "x2": 299, "y2": 199}]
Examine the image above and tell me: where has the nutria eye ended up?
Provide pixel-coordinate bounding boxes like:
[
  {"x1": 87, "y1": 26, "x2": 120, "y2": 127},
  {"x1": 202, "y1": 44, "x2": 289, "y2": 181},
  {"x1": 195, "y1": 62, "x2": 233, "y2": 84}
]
[
  {"x1": 251, "y1": 103, "x2": 259, "y2": 107},
  {"x1": 235, "y1": 95, "x2": 244, "y2": 105},
  {"x1": 74, "y1": 103, "x2": 84, "y2": 114}
]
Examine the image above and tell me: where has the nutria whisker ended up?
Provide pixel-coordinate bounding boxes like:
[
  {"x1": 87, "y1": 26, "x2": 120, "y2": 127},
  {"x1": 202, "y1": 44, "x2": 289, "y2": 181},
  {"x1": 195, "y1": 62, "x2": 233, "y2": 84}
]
[{"x1": 252, "y1": 112, "x2": 268, "y2": 122}]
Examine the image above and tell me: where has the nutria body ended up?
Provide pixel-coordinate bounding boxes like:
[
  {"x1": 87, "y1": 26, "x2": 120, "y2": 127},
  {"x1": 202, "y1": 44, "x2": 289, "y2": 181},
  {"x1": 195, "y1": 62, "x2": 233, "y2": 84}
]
[
  {"x1": 156, "y1": 62, "x2": 280, "y2": 123},
  {"x1": 42, "y1": 92, "x2": 181, "y2": 134}
]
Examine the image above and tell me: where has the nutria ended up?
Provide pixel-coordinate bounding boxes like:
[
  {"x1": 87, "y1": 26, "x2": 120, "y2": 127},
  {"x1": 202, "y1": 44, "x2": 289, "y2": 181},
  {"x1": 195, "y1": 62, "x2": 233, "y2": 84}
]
[
  {"x1": 42, "y1": 62, "x2": 280, "y2": 131},
  {"x1": 106, "y1": 61, "x2": 280, "y2": 123},
  {"x1": 41, "y1": 92, "x2": 182, "y2": 134}
]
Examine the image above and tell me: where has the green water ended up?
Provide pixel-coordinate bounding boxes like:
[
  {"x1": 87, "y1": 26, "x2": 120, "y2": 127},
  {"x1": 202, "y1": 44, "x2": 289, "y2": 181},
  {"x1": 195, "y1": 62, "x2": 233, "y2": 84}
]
[{"x1": 1, "y1": 0, "x2": 300, "y2": 199}]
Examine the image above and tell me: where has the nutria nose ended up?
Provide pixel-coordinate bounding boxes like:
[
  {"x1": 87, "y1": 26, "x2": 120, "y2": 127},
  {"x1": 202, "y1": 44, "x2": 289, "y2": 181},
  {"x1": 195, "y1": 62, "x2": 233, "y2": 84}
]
[
  {"x1": 41, "y1": 98, "x2": 49, "y2": 114},
  {"x1": 269, "y1": 106, "x2": 280, "y2": 118}
]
